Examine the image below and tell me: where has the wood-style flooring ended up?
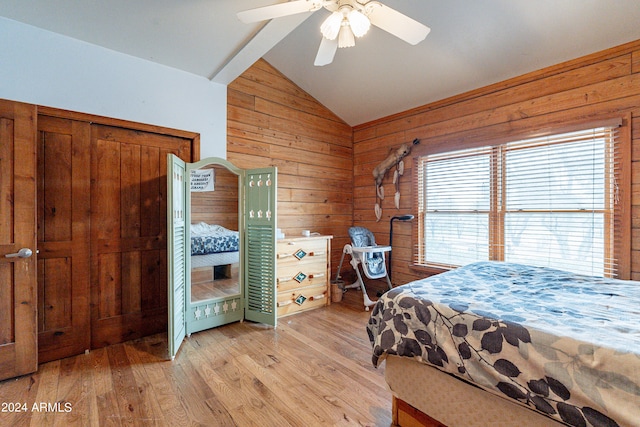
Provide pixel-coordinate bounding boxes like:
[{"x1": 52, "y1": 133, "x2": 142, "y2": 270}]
[{"x1": 0, "y1": 287, "x2": 392, "y2": 426}]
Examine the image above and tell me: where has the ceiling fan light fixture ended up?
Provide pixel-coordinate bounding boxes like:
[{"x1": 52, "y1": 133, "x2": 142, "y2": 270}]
[
  {"x1": 237, "y1": 0, "x2": 430, "y2": 66},
  {"x1": 338, "y1": 25, "x2": 355, "y2": 48},
  {"x1": 320, "y1": 11, "x2": 343, "y2": 40},
  {"x1": 347, "y1": 9, "x2": 370, "y2": 37}
]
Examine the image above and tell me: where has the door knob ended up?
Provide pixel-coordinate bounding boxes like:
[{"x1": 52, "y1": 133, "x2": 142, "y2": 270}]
[{"x1": 5, "y1": 248, "x2": 33, "y2": 259}]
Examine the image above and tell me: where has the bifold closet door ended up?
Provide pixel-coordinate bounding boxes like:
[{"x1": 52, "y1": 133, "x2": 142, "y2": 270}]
[
  {"x1": 90, "y1": 125, "x2": 191, "y2": 348},
  {"x1": 37, "y1": 116, "x2": 91, "y2": 364}
]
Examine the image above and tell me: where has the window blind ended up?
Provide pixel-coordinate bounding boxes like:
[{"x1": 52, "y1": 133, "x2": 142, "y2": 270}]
[{"x1": 417, "y1": 126, "x2": 621, "y2": 277}]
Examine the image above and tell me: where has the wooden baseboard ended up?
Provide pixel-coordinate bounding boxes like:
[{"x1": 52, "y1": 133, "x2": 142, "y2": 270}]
[{"x1": 393, "y1": 396, "x2": 447, "y2": 427}]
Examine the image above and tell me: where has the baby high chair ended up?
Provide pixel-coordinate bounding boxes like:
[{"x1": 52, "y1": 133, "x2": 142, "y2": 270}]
[{"x1": 341, "y1": 226, "x2": 392, "y2": 311}]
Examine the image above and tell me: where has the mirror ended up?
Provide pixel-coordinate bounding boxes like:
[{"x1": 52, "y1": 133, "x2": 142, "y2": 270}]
[
  {"x1": 189, "y1": 163, "x2": 240, "y2": 303},
  {"x1": 169, "y1": 154, "x2": 276, "y2": 353}
]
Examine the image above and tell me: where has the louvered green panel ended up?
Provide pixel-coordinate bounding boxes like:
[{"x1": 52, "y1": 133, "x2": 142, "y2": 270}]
[
  {"x1": 167, "y1": 154, "x2": 187, "y2": 359},
  {"x1": 243, "y1": 168, "x2": 277, "y2": 327}
]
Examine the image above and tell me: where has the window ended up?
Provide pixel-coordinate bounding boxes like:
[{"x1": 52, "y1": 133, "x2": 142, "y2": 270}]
[{"x1": 416, "y1": 126, "x2": 622, "y2": 277}]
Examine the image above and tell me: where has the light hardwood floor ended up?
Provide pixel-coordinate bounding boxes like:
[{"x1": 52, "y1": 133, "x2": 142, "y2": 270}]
[{"x1": 0, "y1": 288, "x2": 392, "y2": 426}]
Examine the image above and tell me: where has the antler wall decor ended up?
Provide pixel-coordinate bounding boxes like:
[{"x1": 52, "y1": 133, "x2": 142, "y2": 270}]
[{"x1": 372, "y1": 138, "x2": 420, "y2": 221}]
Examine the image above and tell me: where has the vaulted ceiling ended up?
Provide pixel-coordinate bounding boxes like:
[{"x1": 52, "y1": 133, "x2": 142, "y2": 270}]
[{"x1": 3, "y1": 0, "x2": 640, "y2": 125}]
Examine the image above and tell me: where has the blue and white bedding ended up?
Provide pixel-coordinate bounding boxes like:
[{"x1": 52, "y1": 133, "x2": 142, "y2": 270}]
[
  {"x1": 367, "y1": 261, "x2": 640, "y2": 427},
  {"x1": 190, "y1": 223, "x2": 239, "y2": 256}
]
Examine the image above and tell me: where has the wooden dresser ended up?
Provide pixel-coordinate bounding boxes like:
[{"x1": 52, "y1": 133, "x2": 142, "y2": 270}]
[{"x1": 276, "y1": 235, "x2": 333, "y2": 317}]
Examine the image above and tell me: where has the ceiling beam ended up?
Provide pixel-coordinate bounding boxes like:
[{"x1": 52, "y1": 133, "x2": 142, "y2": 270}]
[{"x1": 210, "y1": 11, "x2": 313, "y2": 85}]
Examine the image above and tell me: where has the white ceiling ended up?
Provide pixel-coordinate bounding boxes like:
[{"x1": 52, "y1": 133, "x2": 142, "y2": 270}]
[{"x1": 2, "y1": 0, "x2": 640, "y2": 126}]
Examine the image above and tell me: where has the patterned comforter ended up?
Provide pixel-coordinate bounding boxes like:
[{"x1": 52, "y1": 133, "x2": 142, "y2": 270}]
[
  {"x1": 190, "y1": 223, "x2": 239, "y2": 256},
  {"x1": 367, "y1": 262, "x2": 640, "y2": 427}
]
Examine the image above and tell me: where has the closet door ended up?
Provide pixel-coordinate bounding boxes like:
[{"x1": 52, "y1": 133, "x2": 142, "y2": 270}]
[
  {"x1": 0, "y1": 100, "x2": 37, "y2": 381},
  {"x1": 91, "y1": 125, "x2": 190, "y2": 347},
  {"x1": 36, "y1": 116, "x2": 91, "y2": 363},
  {"x1": 244, "y1": 167, "x2": 277, "y2": 327}
]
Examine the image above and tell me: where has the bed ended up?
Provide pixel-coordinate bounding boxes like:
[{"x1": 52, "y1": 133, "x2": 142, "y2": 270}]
[
  {"x1": 190, "y1": 223, "x2": 240, "y2": 300},
  {"x1": 190, "y1": 222, "x2": 240, "y2": 268},
  {"x1": 367, "y1": 261, "x2": 640, "y2": 427}
]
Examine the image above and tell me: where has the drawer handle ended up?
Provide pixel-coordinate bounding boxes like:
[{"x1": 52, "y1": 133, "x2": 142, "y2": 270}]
[
  {"x1": 278, "y1": 272, "x2": 324, "y2": 283},
  {"x1": 277, "y1": 253, "x2": 293, "y2": 259},
  {"x1": 310, "y1": 294, "x2": 325, "y2": 301},
  {"x1": 278, "y1": 251, "x2": 325, "y2": 259},
  {"x1": 277, "y1": 300, "x2": 292, "y2": 307}
]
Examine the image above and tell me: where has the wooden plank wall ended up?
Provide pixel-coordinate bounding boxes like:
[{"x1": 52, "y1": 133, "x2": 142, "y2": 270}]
[
  {"x1": 190, "y1": 164, "x2": 239, "y2": 231},
  {"x1": 227, "y1": 59, "x2": 353, "y2": 274},
  {"x1": 353, "y1": 39, "x2": 640, "y2": 285}
]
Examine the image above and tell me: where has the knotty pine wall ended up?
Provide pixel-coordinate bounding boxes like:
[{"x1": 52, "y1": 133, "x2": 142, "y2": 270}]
[
  {"x1": 191, "y1": 164, "x2": 239, "y2": 231},
  {"x1": 227, "y1": 59, "x2": 353, "y2": 274},
  {"x1": 354, "y1": 39, "x2": 640, "y2": 285},
  {"x1": 228, "y1": 41, "x2": 640, "y2": 287}
]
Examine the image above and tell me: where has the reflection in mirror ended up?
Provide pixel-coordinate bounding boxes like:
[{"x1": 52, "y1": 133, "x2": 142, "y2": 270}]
[{"x1": 189, "y1": 163, "x2": 240, "y2": 303}]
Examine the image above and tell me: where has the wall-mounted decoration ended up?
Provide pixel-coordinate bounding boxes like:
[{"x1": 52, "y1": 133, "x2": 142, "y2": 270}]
[
  {"x1": 190, "y1": 168, "x2": 215, "y2": 192},
  {"x1": 372, "y1": 139, "x2": 420, "y2": 221}
]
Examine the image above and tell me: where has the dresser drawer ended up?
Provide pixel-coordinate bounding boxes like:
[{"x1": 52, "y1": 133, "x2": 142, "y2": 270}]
[
  {"x1": 277, "y1": 283, "x2": 328, "y2": 317},
  {"x1": 276, "y1": 239, "x2": 328, "y2": 267},
  {"x1": 277, "y1": 263, "x2": 328, "y2": 292}
]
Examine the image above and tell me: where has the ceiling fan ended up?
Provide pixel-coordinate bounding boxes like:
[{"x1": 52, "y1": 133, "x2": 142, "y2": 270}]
[{"x1": 237, "y1": 0, "x2": 430, "y2": 66}]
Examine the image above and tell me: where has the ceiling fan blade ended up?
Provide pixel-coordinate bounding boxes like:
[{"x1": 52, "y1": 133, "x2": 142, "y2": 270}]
[
  {"x1": 237, "y1": 0, "x2": 319, "y2": 24},
  {"x1": 314, "y1": 37, "x2": 338, "y2": 66},
  {"x1": 368, "y1": 3, "x2": 430, "y2": 45}
]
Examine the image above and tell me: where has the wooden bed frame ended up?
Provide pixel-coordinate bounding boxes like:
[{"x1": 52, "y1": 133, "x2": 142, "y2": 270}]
[{"x1": 393, "y1": 397, "x2": 446, "y2": 427}]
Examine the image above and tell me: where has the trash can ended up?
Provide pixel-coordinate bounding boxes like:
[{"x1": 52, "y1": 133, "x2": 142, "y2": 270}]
[{"x1": 331, "y1": 282, "x2": 343, "y2": 303}]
